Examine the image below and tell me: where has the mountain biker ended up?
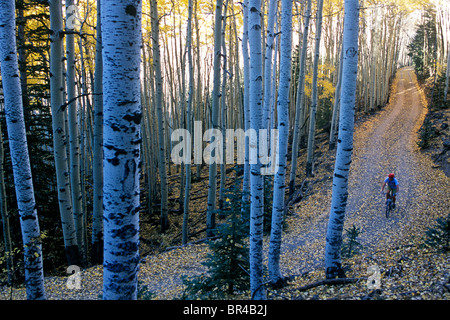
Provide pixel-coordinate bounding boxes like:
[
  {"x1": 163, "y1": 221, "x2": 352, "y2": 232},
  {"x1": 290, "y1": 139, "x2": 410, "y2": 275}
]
[{"x1": 381, "y1": 173, "x2": 399, "y2": 209}]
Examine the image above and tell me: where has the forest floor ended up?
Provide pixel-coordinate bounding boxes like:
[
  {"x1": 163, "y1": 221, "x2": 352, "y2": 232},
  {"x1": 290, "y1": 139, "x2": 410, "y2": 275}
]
[{"x1": 1, "y1": 67, "x2": 449, "y2": 300}]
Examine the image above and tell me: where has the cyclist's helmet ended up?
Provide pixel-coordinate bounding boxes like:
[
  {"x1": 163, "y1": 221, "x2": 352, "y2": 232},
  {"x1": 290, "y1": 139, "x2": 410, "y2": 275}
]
[{"x1": 388, "y1": 173, "x2": 395, "y2": 179}]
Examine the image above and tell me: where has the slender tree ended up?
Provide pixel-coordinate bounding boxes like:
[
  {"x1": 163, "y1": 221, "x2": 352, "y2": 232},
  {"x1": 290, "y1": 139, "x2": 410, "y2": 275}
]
[
  {"x1": 241, "y1": 0, "x2": 251, "y2": 205},
  {"x1": 101, "y1": 0, "x2": 142, "y2": 300},
  {"x1": 49, "y1": 0, "x2": 81, "y2": 266},
  {"x1": 182, "y1": 0, "x2": 195, "y2": 245},
  {"x1": 206, "y1": 0, "x2": 223, "y2": 237},
  {"x1": 92, "y1": 0, "x2": 104, "y2": 264},
  {"x1": 324, "y1": 0, "x2": 360, "y2": 279},
  {"x1": 444, "y1": 48, "x2": 450, "y2": 103},
  {"x1": 329, "y1": 42, "x2": 344, "y2": 150},
  {"x1": 150, "y1": 0, "x2": 169, "y2": 233},
  {"x1": 263, "y1": 0, "x2": 278, "y2": 132},
  {"x1": 65, "y1": 0, "x2": 84, "y2": 264},
  {"x1": 289, "y1": 0, "x2": 312, "y2": 195},
  {"x1": 306, "y1": 0, "x2": 324, "y2": 176},
  {"x1": 268, "y1": 0, "x2": 292, "y2": 287},
  {"x1": 248, "y1": 0, "x2": 265, "y2": 300},
  {"x1": 0, "y1": 123, "x2": 13, "y2": 286},
  {"x1": 0, "y1": 0, "x2": 46, "y2": 299}
]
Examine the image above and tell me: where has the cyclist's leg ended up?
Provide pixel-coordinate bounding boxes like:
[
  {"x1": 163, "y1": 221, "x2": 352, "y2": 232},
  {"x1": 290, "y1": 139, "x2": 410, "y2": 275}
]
[
  {"x1": 392, "y1": 190, "x2": 396, "y2": 207},
  {"x1": 386, "y1": 186, "x2": 392, "y2": 200}
]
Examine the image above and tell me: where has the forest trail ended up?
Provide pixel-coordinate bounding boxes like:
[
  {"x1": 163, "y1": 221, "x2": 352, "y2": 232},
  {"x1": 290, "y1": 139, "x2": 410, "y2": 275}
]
[
  {"x1": 2, "y1": 67, "x2": 449, "y2": 300},
  {"x1": 139, "y1": 66, "x2": 449, "y2": 299},
  {"x1": 277, "y1": 66, "x2": 450, "y2": 280}
]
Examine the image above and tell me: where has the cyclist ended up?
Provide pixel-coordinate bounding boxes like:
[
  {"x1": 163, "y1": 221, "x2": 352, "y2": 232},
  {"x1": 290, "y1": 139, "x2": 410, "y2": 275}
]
[{"x1": 381, "y1": 173, "x2": 399, "y2": 209}]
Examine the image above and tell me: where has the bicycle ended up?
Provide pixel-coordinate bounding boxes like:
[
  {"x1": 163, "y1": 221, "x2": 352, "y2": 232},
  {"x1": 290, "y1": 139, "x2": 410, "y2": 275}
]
[{"x1": 384, "y1": 190, "x2": 397, "y2": 218}]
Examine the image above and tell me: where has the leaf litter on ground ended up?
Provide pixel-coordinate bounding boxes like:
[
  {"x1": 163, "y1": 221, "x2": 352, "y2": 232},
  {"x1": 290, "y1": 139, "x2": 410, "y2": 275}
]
[{"x1": 1, "y1": 68, "x2": 448, "y2": 300}]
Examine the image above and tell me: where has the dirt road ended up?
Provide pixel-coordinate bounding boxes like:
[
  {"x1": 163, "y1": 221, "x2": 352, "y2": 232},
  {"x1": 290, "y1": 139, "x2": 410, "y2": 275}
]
[{"x1": 278, "y1": 66, "x2": 450, "y2": 279}]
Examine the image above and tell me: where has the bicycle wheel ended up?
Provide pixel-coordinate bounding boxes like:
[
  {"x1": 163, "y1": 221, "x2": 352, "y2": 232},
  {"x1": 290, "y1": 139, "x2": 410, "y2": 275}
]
[{"x1": 385, "y1": 200, "x2": 391, "y2": 218}]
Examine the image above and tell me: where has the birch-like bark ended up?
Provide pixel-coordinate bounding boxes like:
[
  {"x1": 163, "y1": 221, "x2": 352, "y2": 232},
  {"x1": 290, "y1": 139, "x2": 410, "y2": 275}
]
[
  {"x1": 329, "y1": 42, "x2": 344, "y2": 150},
  {"x1": 49, "y1": 0, "x2": 81, "y2": 266},
  {"x1": 66, "y1": 0, "x2": 84, "y2": 263},
  {"x1": 248, "y1": 0, "x2": 265, "y2": 300},
  {"x1": 219, "y1": 0, "x2": 228, "y2": 210},
  {"x1": 206, "y1": 0, "x2": 223, "y2": 237},
  {"x1": 0, "y1": 0, "x2": 46, "y2": 299},
  {"x1": 101, "y1": 0, "x2": 142, "y2": 300},
  {"x1": 262, "y1": 0, "x2": 277, "y2": 131},
  {"x1": 444, "y1": 48, "x2": 450, "y2": 103},
  {"x1": 150, "y1": 0, "x2": 169, "y2": 233},
  {"x1": 324, "y1": 0, "x2": 359, "y2": 279},
  {"x1": 289, "y1": 0, "x2": 311, "y2": 195},
  {"x1": 92, "y1": 0, "x2": 104, "y2": 264},
  {"x1": 182, "y1": 0, "x2": 194, "y2": 245},
  {"x1": 268, "y1": 0, "x2": 292, "y2": 286},
  {"x1": 241, "y1": 0, "x2": 251, "y2": 204},
  {"x1": 306, "y1": 0, "x2": 324, "y2": 176}
]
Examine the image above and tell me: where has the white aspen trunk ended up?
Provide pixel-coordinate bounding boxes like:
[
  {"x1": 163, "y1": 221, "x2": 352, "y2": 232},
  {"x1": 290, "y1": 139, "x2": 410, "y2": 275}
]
[
  {"x1": 206, "y1": 0, "x2": 223, "y2": 237},
  {"x1": 263, "y1": 0, "x2": 278, "y2": 132},
  {"x1": 0, "y1": 0, "x2": 46, "y2": 299},
  {"x1": 49, "y1": 0, "x2": 81, "y2": 266},
  {"x1": 150, "y1": 0, "x2": 169, "y2": 233},
  {"x1": 242, "y1": 0, "x2": 251, "y2": 204},
  {"x1": 445, "y1": 48, "x2": 450, "y2": 103},
  {"x1": 306, "y1": 0, "x2": 324, "y2": 176},
  {"x1": 248, "y1": 0, "x2": 266, "y2": 300},
  {"x1": 324, "y1": 0, "x2": 359, "y2": 279},
  {"x1": 369, "y1": 8, "x2": 378, "y2": 112},
  {"x1": 92, "y1": 0, "x2": 104, "y2": 265},
  {"x1": 289, "y1": 0, "x2": 311, "y2": 194},
  {"x1": 219, "y1": 1, "x2": 228, "y2": 210},
  {"x1": 268, "y1": 0, "x2": 292, "y2": 287},
  {"x1": 329, "y1": 42, "x2": 344, "y2": 150},
  {"x1": 101, "y1": 0, "x2": 142, "y2": 300},
  {"x1": 183, "y1": 0, "x2": 195, "y2": 245},
  {"x1": 65, "y1": 0, "x2": 84, "y2": 264}
]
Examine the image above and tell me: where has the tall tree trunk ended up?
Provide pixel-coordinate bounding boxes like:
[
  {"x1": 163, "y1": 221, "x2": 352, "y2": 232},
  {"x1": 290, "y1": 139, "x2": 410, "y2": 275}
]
[
  {"x1": 241, "y1": 0, "x2": 251, "y2": 205},
  {"x1": 101, "y1": 0, "x2": 142, "y2": 300},
  {"x1": 49, "y1": 0, "x2": 81, "y2": 267},
  {"x1": 182, "y1": 0, "x2": 195, "y2": 245},
  {"x1": 268, "y1": 0, "x2": 292, "y2": 286},
  {"x1": 219, "y1": 0, "x2": 229, "y2": 210},
  {"x1": 0, "y1": 0, "x2": 46, "y2": 299},
  {"x1": 65, "y1": 0, "x2": 84, "y2": 265},
  {"x1": 248, "y1": 0, "x2": 266, "y2": 300},
  {"x1": 324, "y1": 0, "x2": 360, "y2": 279},
  {"x1": 444, "y1": 48, "x2": 450, "y2": 104},
  {"x1": 92, "y1": 0, "x2": 104, "y2": 265},
  {"x1": 263, "y1": 0, "x2": 277, "y2": 132},
  {"x1": 289, "y1": 0, "x2": 312, "y2": 195},
  {"x1": 329, "y1": 42, "x2": 344, "y2": 150},
  {"x1": 306, "y1": 0, "x2": 324, "y2": 176},
  {"x1": 150, "y1": 0, "x2": 169, "y2": 233},
  {"x1": 0, "y1": 123, "x2": 14, "y2": 286},
  {"x1": 16, "y1": 3, "x2": 30, "y2": 128},
  {"x1": 206, "y1": 0, "x2": 223, "y2": 237}
]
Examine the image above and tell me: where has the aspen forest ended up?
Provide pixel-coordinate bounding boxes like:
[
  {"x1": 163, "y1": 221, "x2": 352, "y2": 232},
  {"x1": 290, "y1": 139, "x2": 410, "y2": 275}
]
[{"x1": 0, "y1": 0, "x2": 449, "y2": 304}]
